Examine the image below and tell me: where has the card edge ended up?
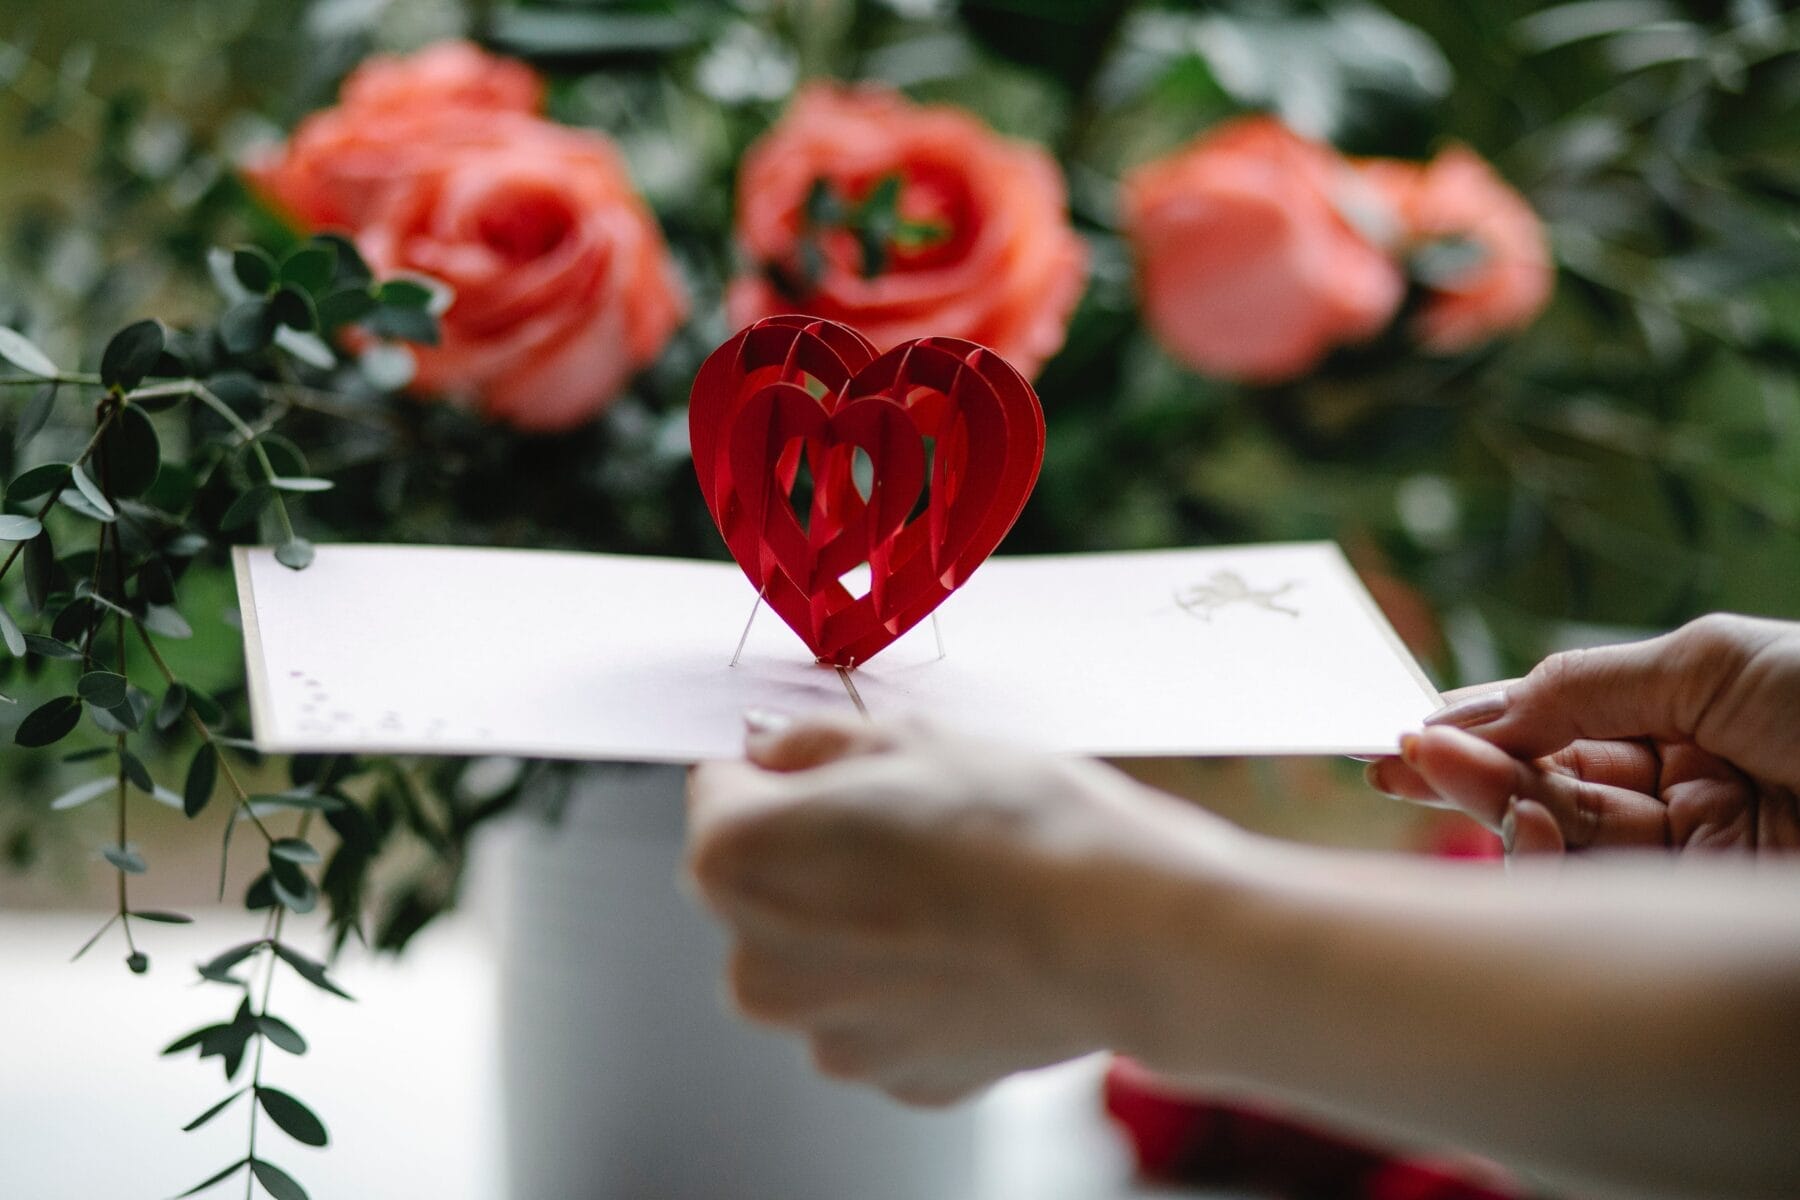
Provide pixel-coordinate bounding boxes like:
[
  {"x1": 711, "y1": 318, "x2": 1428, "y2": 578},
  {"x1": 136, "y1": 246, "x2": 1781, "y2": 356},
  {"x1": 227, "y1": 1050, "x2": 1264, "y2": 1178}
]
[{"x1": 232, "y1": 546, "x2": 280, "y2": 756}]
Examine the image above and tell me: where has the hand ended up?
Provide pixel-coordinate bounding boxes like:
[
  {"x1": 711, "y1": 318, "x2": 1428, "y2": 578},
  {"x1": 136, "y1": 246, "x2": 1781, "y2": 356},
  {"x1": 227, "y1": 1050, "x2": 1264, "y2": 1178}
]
[
  {"x1": 1367, "y1": 614, "x2": 1800, "y2": 855},
  {"x1": 685, "y1": 713, "x2": 1243, "y2": 1107}
]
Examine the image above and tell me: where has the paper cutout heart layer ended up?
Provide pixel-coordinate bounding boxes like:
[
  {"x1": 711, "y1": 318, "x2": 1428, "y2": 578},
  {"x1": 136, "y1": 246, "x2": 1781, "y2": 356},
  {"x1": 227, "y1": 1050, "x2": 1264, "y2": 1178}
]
[{"x1": 691, "y1": 315, "x2": 1045, "y2": 667}]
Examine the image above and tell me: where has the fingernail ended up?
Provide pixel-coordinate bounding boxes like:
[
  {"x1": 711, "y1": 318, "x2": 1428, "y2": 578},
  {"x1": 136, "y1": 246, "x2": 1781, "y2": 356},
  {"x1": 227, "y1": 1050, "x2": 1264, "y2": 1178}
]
[
  {"x1": 744, "y1": 708, "x2": 792, "y2": 737},
  {"x1": 1500, "y1": 797, "x2": 1518, "y2": 857},
  {"x1": 1426, "y1": 691, "x2": 1508, "y2": 729},
  {"x1": 1362, "y1": 760, "x2": 1397, "y2": 798},
  {"x1": 1398, "y1": 733, "x2": 1421, "y2": 767}
]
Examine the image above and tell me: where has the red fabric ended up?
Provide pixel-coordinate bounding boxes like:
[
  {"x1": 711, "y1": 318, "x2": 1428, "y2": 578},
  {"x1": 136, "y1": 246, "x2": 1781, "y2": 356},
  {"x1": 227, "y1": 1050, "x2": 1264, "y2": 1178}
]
[{"x1": 1103, "y1": 1062, "x2": 1530, "y2": 1198}]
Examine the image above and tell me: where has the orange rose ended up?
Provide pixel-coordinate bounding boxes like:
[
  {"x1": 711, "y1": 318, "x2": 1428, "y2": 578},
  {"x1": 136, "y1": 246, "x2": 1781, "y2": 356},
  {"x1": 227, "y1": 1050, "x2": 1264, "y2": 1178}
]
[
  {"x1": 1361, "y1": 146, "x2": 1552, "y2": 353},
  {"x1": 246, "y1": 40, "x2": 541, "y2": 230},
  {"x1": 728, "y1": 84, "x2": 1087, "y2": 379},
  {"x1": 247, "y1": 43, "x2": 684, "y2": 431},
  {"x1": 339, "y1": 40, "x2": 542, "y2": 116},
  {"x1": 1122, "y1": 116, "x2": 1405, "y2": 383}
]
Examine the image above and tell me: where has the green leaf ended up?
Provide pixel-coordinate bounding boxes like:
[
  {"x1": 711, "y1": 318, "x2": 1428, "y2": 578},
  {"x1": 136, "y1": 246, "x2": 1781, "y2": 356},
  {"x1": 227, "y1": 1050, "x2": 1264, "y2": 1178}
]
[
  {"x1": 142, "y1": 604, "x2": 193, "y2": 640},
  {"x1": 188, "y1": 689, "x2": 224, "y2": 725},
  {"x1": 273, "y1": 943, "x2": 354, "y2": 1000},
  {"x1": 274, "y1": 327, "x2": 336, "y2": 370},
  {"x1": 99, "y1": 404, "x2": 161, "y2": 497},
  {"x1": 25, "y1": 633, "x2": 81, "y2": 660},
  {"x1": 164, "y1": 1024, "x2": 225, "y2": 1055},
  {"x1": 219, "y1": 297, "x2": 273, "y2": 356},
  {"x1": 100, "y1": 319, "x2": 166, "y2": 392},
  {"x1": 362, "y1": 305, "x2": 439, "y2": 345},
  {"x1": 127, "y1": 950, "x2": 149, "y2": 974},
  {"x1": 221, "y1": 485, "x2": 272, "y2": 531},
  {"x1": 256, "y1": 1016, "x2": 308, "y2": 1056},
  {"x1": 278, "y1": 244, "x2": 336, "y2": 294},
  {"x1": 249, "y1": 792, "x2": 344, "y2": 813},
  {"x1": 156, "y1": 682, "x2": 188, "y2": 732},
  {"x1": 139, "y1": 558, "x2": 176, "y2": 605},
  {"x1": 16, "y1": 695, "x2": 82, "y2": 747},
  {"x1": 269, "y1": 286, "x2": 318, "y2": 333},
  {"x1": 0, "y1": 598, "x2": 22, "y2": 657},
  {"x1": 268, "y1": 855, "x2": 317, "y2": 914},
  {"x1": 0, "y1": 326, "x2": 58, "y2": 378},
  {"x1": 314, "y1": 233, "x2": 371, "y2": 286},
  {"x1": 119, "y1": 747, "x2": 154, "y2": 793},
  {"x1": 375, "y1": 279, "x2": 434, "y2": 309},
  {"x1": 274, "y1": 537, "x2": 315, "y2": 570},
  {"x1": 250, "y1": 1159, "x2": 311, "y2": 1200},
  {"x1": 87, "y1": 688, "x2": 147, "y2": 734},
  {"x1": 256, "y1": 1088, "x2": 326, "y2": 1146},
  {"x1": 130, "y1": 910, "x2": 193, "y2": 923},
  {"x1": 270, "y1": 837, "x2": 321, "y2": 865},
  {"x1": 69, "y1": 463, "x2": 115, "y2": 520},
  {"x1": 23, "y1": 531, "x2": 54, "y2": 611},
  {"x1": 232, "y1": 246, "x2": 276, "y2": 293},
  {"x1": 172, "y1": 1157, "x2": 248, "y2": 1198},
  {"x1": 15, "y1": 381, "x2": 57, "y2": 448},
  {"x1": 267, "y1": 476, "x2": 332, "y2": 493},
  {"x1": 182, "y1": 1088, "x2": 247, "y2": 1132},
  {"x1": 7, "y1": 461, "x2": 70, "y2": 500},
  {"x1": 78, "y1": 670, "x2": 129, "y2": 708},
  {"x1": 48, "y1": 776, "x2": 113, "y2": 811},
  {"x1": 184, "y1": 743, "x2": 218, "y2": 818},
  {"x1": 316, "y1": 288, "x2": 376, "y2": 329},
  {"x1": 194, "y1": 939, "x2": 265, "y2": 985},
  {"x1": 0, "y1": 513, "x2": 43, "y2": 540},
  {"x1": 103, "y1": 844, "x2": 146, "y2": 874}
]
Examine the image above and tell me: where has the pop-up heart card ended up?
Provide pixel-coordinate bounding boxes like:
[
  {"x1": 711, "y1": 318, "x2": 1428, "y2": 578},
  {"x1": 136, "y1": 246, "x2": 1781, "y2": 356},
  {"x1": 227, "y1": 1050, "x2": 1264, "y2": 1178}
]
[{"x1": 689, "y1": 315, "x2": 1044, "y2": 667}]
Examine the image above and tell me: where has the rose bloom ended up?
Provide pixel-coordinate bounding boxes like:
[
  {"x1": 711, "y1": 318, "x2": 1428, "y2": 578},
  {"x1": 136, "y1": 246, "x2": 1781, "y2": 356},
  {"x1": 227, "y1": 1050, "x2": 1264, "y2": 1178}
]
[
  {"x1": 1361, "y1": 147, "x2": 1552, "y2": 353},
  {"x1": 339, "y1": 40, "x2": 542, "y2": 116},
  {"x1": 248, "y1": 42, "x2": 684, "y2": 431},
  {"x1": 1122, "y1": 116, "x2": 1404, "y2": 383},
  {"x1": 728, "y1": 84, "x2": 1087, "y2": 379},
  {"x1": 247, "y1": 40, "x2": 541, "y2": 230}
]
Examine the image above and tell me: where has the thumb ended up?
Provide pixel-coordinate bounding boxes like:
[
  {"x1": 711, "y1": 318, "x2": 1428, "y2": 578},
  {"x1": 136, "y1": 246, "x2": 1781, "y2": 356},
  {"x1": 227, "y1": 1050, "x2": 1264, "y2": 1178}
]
[
  {"x1": 1427, "y1": 616, "x2": 1769, "y2": 764},
  {"x1": 744, "y1": 709, "x2": 902, "y2": 772}
]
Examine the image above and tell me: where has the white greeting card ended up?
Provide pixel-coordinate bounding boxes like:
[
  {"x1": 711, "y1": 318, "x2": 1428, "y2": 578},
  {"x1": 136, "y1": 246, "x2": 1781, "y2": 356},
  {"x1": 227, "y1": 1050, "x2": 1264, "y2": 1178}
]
[{"x1": 234, "y1": 542, "x2": 1440, "y2": 762}]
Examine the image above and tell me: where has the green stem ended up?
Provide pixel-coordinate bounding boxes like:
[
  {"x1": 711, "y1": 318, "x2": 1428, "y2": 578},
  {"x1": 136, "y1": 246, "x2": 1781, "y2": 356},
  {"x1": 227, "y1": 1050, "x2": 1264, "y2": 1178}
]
[
  {"x1": 0, "y1": 372, "x2": 101, "y2": 387},
  {"x1": 100, "y1": 426, "x2": 136, "y2": 962},
  {"x1": 244, "y1": 907, "x2": 286, "y2": 1195}
]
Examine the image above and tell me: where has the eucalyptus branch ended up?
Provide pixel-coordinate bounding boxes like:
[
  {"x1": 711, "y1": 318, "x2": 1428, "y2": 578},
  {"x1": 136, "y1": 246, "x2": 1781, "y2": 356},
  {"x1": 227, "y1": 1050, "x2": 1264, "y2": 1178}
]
[
  {"x1": 0, "y1": 398, "x2": 121, "y2": 586},
  {"x1": 132, "y1": 621, "x2": 275, "y2": 845},
  {"x1": 161, "y1": 380, "x2": 300, "y2": 544}
]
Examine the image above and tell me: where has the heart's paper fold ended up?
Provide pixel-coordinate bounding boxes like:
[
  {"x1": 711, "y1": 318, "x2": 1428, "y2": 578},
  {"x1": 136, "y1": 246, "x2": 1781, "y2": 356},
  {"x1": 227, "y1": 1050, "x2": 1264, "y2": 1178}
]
[{"x1": 691, "y1": 316, "x2": 1044, "y2": 666}]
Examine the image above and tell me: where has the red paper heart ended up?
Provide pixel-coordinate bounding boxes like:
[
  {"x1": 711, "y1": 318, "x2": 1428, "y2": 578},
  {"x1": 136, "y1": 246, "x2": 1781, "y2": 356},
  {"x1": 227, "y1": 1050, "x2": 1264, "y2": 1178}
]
[{"x1": 691, "y1": 315, "x2": 1045, "y2": 667}]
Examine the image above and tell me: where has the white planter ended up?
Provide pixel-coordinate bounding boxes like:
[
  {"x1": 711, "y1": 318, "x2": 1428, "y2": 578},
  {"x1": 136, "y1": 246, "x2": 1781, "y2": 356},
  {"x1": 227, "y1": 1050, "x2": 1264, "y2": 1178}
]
[{"x1": 494, "y1": 763, "x2": 980, "y2": 1200}]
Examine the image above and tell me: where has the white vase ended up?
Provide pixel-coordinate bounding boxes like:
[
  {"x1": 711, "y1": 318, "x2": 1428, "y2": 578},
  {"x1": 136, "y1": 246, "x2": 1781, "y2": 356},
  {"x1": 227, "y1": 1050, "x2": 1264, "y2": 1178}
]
[{"x1": 493, "y1": 763, "x2": 980, "y2": 1200}]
